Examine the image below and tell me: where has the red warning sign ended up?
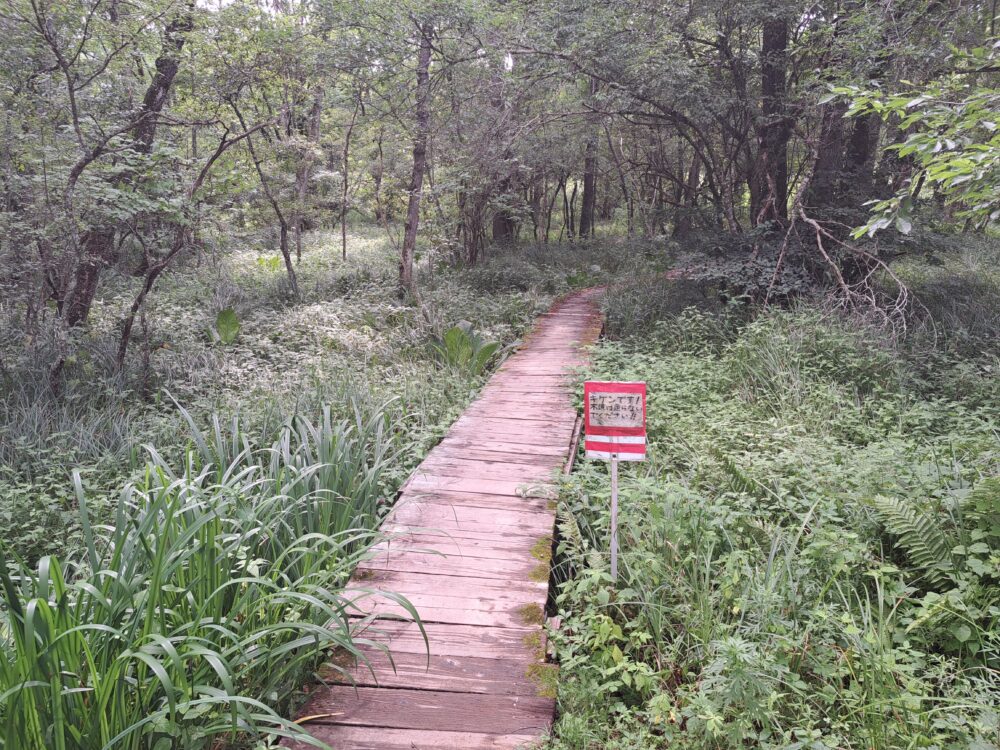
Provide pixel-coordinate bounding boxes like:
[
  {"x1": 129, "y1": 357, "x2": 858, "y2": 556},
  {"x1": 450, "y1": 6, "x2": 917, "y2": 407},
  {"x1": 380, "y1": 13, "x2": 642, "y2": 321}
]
[{"x1": 583, "y1": 381, "x2": 647, "y2": 461}]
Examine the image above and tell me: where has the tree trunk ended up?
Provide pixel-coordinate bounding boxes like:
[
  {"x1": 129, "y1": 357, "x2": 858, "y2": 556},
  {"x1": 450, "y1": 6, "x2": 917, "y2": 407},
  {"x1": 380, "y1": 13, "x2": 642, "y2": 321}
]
[
  {"x1": 341, "y1": 96, "x2": 360, "y2": 260},
  {"x1": 294, "y1": 92, "x2": 322, "y2": 263},
  {"x1": 64, "y1": 228, "x2": 115, "y2": 328},
  {"x1": 844, "y1": 112, "x2": 879, "y2": 195},
  {"x1": 62, "y1": 2, "x2": 195, "y2": 327},
  {"x1": 805, "y1": 102, "x2": 847, "y2": 210},
  {"x1": 491, "y1": 194, "x2": 516, "y2": 245},
  {"x1": 232, "y1": 104, "x2": 299, "y2": 297},
  {"x1": 604, "y1": 125, "x2": 633, "y2": 236},
  {"x1": 489, "y1": 49, "x2": 516, "y2": 248},
  {"x1": 561, "y1": 180, "x2": 578, "y2": 240},
  {"x1": 399, "y1": 20, "x2": 433, "y2": 298},
  {"x1": 579, "y1": 141, "x2": 598, "y2": 239},
  {"x1": 544, "y1": 174, "x2": 564, "y2": 243},
  {"x1": 751, "y1": 17, "x2": 790, "y2": 225},
  {"x1": 579, "y1": 79, "x2": 599, "y2": 239},
  {"x1": 529, "y1": 176, "x2": 544, "y2": 242},
  {"x1": 372, "y1": 128, "x2": 386, "y2": 223},
  {"x1": 672, "y1": 152, "x2": 701, "y2": 238}
]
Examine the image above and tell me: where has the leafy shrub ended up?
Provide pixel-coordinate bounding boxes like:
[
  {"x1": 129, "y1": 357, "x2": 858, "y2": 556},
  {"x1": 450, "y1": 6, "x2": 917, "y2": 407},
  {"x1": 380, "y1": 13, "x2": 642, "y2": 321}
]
[
  {"x1": 724, "y1": 310, "x2": 900, "y2": 419},
  {"x1": 428, "y1": 321, "x2": 504, "y2": 376},
  {"x1": 461, "y1": 258, "x2": 561, "y2": 293},
  {"x1": 911, "y1": 269, "x2": 1000, "y2": 356},
  {"x1": 210, "y1": 307, "x2": 241, "y2": 345},
  {"x1": 548, "y1": 302, "x2": 1000, "y2": 750},
  {"x1": 677, "y1": 228, "x2": 818, "y2": 302},
  {"x1": 604, "y1": 276, "x2": 729, "y2": 339}
]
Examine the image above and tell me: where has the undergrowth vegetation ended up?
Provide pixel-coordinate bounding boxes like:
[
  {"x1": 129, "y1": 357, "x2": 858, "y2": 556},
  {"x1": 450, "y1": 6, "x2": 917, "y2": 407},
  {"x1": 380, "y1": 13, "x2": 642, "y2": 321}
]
[
  {"x1": 0, "y1": 228, "x2": 603, "y2": 563},
  {"x1": 0, "y1": 396, "x2": 418, "y2": 749},
  {"x1": 549, "y1": 243, "x2": 1000, "y2": 750},
  {"x1": 0, "y1": 227, "x2": 647, "y2": 748}
]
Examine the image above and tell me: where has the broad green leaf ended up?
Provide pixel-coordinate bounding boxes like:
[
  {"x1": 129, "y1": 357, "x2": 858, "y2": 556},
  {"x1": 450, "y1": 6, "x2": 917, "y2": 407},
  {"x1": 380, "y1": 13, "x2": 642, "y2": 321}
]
[{"x1": 216, "y1": 308, "x2": 240, "y2": 346}]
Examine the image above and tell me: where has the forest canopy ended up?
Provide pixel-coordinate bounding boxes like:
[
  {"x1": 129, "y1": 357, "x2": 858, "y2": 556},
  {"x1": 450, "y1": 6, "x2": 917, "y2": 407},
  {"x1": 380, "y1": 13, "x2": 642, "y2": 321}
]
[
  {"x1": 1, "y1": 1, "x2": 998, "y2": 749},
  {"x1": 1, "y1": 0, "x2": 996, "y2": 355}
]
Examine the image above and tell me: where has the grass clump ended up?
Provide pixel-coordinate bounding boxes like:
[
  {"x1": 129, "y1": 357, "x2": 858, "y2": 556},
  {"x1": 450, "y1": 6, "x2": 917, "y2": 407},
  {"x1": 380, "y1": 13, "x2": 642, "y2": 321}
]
[
  {"x1": 0, "y1": 397, "x2": 414, "y2": 750},
  {"x1": 0, "y1": 229, "x2": 553, "y2": 564}
]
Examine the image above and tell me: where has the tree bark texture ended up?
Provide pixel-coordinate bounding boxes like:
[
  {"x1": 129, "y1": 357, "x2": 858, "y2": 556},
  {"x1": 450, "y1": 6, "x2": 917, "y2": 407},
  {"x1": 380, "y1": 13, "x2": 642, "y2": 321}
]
[
  {"x1": 751, "y1": 17, "x2": 790, "y2": 225},
  {"x1": 399, "y1": 20, "x2": 433, "y2": 298},
  {"x1": 64, "y1": 2, "x2": 195, "y2": 327}
]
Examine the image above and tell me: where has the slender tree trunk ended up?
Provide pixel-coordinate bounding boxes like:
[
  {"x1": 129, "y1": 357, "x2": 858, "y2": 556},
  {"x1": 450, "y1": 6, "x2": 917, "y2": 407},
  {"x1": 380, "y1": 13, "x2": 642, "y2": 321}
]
[
  {"x1": 63, "y1": 2, "x2": 195, "y2": 327},
  {"x1": 233, "y1": 104, "x2": 298, "y2": 297},
  {"x1": 399, "y1": 20, "x2": 433, "y2": 298},
  {"x1": 672, "y1": 152, "x2": 701, "y2": 237},
  {"x1": 372, "y1": 128, "x2": 385, "y2": 223},
  {"x1": 568, "y1": 181, "x2": 578, "y2": 238},
  {"x1": 579, "y1": 141, "x2": 598, "y2": 238},
  {"x1": 529, "y1": 177, "x2": 544, "y2": 242},
  {"x1": 491, "y1": 193, "x2": 516, "y2": 245},
  {"x1": 293, "y1": 93, "x2": 322, "y2": 263},
  {"x1": 560, "y1": 181, "x2": 571, "y2": 241},
  {"x1": 544, "y1": 175, "x2": 564, "y2": 243},
  {"x1": 294, "y1": 177, "x2": 305, "y2": 263},
  {"x1": 578, "y1": 79, "x2": 599, "y2": 239},
  {"x1": 341, "y1": 97, "x2": 360, "y2": 260},
  {"x1": 489, "y1": 58, "x2": 517, "y2": 247},
  {"x1": 604, "y1": 126, "x2": 633, "y2": 236},
  {"x1": 751, "y1": 17, "x2": 791, "y2": 225}
]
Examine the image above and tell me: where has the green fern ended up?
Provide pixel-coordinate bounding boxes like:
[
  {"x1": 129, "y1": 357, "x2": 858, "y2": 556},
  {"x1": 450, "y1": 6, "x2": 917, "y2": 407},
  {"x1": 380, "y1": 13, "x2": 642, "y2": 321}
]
[
  {"x1": 428, "y1": 321, "x2": 503, "y2": 376},
  {"x1": 871, "y1": 495, "x2": 955, "y2": 587},
  {"x1": 720, "y1": 455, "x2": 758, "y2": 496},
  {"x1": 966, "y1": 477, "x2": 1000, "y2": 544}
]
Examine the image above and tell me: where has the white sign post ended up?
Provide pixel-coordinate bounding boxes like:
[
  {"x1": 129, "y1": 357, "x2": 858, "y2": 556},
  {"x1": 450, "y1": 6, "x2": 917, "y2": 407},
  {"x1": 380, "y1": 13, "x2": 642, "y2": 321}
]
[
  {"x1": 583, "y1": 381, "x2": 647, "y2": 582},
  {"x1": 610, "y1": 450, "x2": 619, "y2": 580}
]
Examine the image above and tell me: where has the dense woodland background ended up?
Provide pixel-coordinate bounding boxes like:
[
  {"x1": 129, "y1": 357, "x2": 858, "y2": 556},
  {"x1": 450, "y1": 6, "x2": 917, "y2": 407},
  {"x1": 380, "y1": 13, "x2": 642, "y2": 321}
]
[
  {"x1": 0, "y1": 1, "x2": 998, "y2": 749},
  {"x1": 1, "y1": 0, "x2": 996, "y2": 337}
]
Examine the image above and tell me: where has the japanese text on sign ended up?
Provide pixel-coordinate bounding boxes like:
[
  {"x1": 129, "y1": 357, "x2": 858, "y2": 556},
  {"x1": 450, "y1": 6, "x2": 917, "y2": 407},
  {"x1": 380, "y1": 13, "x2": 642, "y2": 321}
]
[{"x1": 587, "y1": 392, "x2": 644, "y2": 428}]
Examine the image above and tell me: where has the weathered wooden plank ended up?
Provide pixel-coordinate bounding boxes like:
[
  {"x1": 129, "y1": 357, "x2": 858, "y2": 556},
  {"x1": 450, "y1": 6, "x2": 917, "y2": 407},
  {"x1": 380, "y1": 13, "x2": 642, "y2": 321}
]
[
  {"x1": 348, "y1": 620, "x2": 541, "y2": 659},
  {"x1": 295, "y1": 687, "x2": 555, "y2": 735},
  {"x1": 379, "y1": 522, "x2": 552, "y2": 544},
  {"x1": 331, "y1": 649, "x2": 550, "y2": 695},
  {"x1": 410, "y1": 458, "x2": 556, "y2": 482},
  {"x1": 451, "y1": 414, "x2": 572, "y2": 432},
  {"x1": 386, "y1": 502, "x2": 555, "y2": 536},
  {"x1": 434, "y1": 438, "x2": 568, "y2": 456},
  {"x1": 372, "y1": 531, "x2": 548, "y2": 561},
  {"x1": 359, "y1": 547, "x2": 541, "y2": 581},
  {"x1": 402, "y1": 474, "x2": 556, "y2": 499},
  {"x1": 351, "y1": 568, "x2": 547, "y2": 595},
  {"x1": 460, "y1": 406, "x2": 575, "y2": 423},
  {"x1": 425, "y1": 447, "x2": 561, "y2": 465},
  {"x1": 446, "y1": 421, "x2": 574, "y2": 440},
  {"x1": 346, "y1": 597, "x2": 540, "y2": 628},
  {"x1": 285, "y1": 727, "x2": 539, "y2": 750},
  {"x1": 471, "y1": 396, "x2": 571, "y2": 406},
  {"x1": 398, "y1": 489, "x2": 553, "y2": 513}
]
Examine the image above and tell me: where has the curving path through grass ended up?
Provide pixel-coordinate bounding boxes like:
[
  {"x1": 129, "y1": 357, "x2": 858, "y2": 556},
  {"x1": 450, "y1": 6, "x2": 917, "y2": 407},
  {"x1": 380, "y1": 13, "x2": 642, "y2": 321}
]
[{"x1": 287, "y1": 289, "x2": 604, "y2": 750}]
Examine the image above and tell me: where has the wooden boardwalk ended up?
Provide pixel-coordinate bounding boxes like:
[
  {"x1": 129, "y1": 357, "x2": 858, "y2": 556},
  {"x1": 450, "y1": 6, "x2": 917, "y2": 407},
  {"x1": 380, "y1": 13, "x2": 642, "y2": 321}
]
[{"x1": 288, "y1": 290, "x2": 603, "y2": 750}]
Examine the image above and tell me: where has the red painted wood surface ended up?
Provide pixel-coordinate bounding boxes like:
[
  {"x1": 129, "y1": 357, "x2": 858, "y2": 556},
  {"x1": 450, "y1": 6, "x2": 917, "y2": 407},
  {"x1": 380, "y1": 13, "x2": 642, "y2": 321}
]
[{"x1": 285, "y1": 290, "x2": 602, "y2": 750}]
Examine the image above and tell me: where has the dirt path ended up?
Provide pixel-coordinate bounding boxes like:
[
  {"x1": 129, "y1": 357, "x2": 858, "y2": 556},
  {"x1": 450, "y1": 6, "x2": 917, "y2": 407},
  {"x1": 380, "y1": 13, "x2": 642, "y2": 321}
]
[{"x1": 288, "y1": 290, "x2": 604, "y2": 750}]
